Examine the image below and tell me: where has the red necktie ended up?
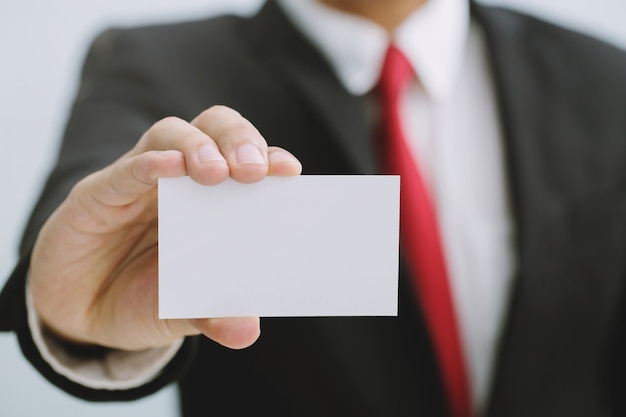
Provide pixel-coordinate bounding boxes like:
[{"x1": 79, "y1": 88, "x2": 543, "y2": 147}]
[{"x1": 376, "y1": 45, "x2": 472, "y2": 417}]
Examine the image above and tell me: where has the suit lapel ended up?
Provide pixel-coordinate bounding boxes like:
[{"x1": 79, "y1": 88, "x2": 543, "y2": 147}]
[
  {"x1": 474, "y1": 4, "x2": 625, "y2": 416},
  {"x1": 242, "y1": 0, "x2": 376, "y2": 175}
]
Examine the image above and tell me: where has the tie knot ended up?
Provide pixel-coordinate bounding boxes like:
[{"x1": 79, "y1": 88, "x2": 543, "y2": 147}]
[{"x1": 377, "y1": 45, "x2": 414, "y2": 102}]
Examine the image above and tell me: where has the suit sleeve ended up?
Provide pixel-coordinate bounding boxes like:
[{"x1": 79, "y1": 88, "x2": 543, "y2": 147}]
[{"x1": 0, "y1": 28, "x2": 199, "y2": 402}]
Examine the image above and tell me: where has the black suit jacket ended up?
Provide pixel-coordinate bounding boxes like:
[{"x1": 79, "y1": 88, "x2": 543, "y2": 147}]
[{"x1": 2, "y1": 1, "x2": 626, "y2": 416}]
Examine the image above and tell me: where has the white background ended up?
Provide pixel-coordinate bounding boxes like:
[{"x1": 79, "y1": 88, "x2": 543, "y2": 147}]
[{"x1": 1, "y1": 0, "x2": 625, "y2": 415}]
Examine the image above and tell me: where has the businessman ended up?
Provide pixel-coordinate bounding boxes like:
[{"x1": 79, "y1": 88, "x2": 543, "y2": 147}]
[{"x1": 1, "y1": 0, "x2": 626, "y2": 416}]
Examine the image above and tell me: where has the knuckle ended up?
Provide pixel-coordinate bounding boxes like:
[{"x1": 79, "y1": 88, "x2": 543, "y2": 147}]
[
  {"x1": 204, "y1": 104, "x2": 241, "y2": 119},
  {"x1": 138, "y1": 116, "x2": 195, "y2": 152},
  {"x1": 197, "y1": 105, "x2": 248, "y2": 132},
  {"x1": 194, "y1": 106, "x2": 266, "y2": 148},
  {"x1": 150, "y1": 116, "x2": 185, "y2": 132}
]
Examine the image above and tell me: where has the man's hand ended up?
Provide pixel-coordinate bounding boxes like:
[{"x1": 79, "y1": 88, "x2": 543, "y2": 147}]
[{"x1": 28, "y1": 105, "x2": 302, "y2": 351}]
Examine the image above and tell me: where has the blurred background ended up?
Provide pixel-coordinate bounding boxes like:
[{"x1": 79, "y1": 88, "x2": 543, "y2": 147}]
[{"x1": 1, "y1": 0, "x2": 625, "y2": 415}]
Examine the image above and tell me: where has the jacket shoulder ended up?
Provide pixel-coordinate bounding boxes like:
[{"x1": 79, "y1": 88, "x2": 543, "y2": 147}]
[
  {"x1": 475, "y1": 4, "x2": 626, "y2": 87},
  {"x1": 84, "y1": 14, "x2": 249, "y2": 69}
]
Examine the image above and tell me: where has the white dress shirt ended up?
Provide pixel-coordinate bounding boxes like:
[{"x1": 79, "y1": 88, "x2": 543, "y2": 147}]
[
  {"x1": 279, "y1": 0, "x2": 517, "y2": 411},
  {"x1": 30, "y1": 0, "x2": 517, "y2": 414}
]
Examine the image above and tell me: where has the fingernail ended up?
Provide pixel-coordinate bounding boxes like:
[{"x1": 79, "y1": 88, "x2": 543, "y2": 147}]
[
  {"x1": 268, "y1": 150, "x2": 299, "y2": 164},
  {"x1": 198, "y1": 145, "x2": 226, "y2": 164},
  {"x1": 236, "y1": 144, "x2": 266, "y2": 165}
]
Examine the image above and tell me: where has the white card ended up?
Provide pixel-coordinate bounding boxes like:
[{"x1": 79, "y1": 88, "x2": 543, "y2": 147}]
[{"x1": 158, "y1": 175, "x2": 399, "y2": 318}]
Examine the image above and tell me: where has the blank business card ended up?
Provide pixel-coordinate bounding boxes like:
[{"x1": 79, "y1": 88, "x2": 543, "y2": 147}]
[{"x1": 158, "y1": 175, "x2": 399, "y2": 318}]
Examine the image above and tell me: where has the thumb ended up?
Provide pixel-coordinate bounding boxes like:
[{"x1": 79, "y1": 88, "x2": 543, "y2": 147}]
[{"x1": 167, "y1": 317, "x2": 261, "y2": 350}]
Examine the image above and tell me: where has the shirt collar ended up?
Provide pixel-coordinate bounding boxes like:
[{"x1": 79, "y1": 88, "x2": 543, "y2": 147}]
[{"x1": 276, "y1": 0, "x2": 470, "y2": 100}]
